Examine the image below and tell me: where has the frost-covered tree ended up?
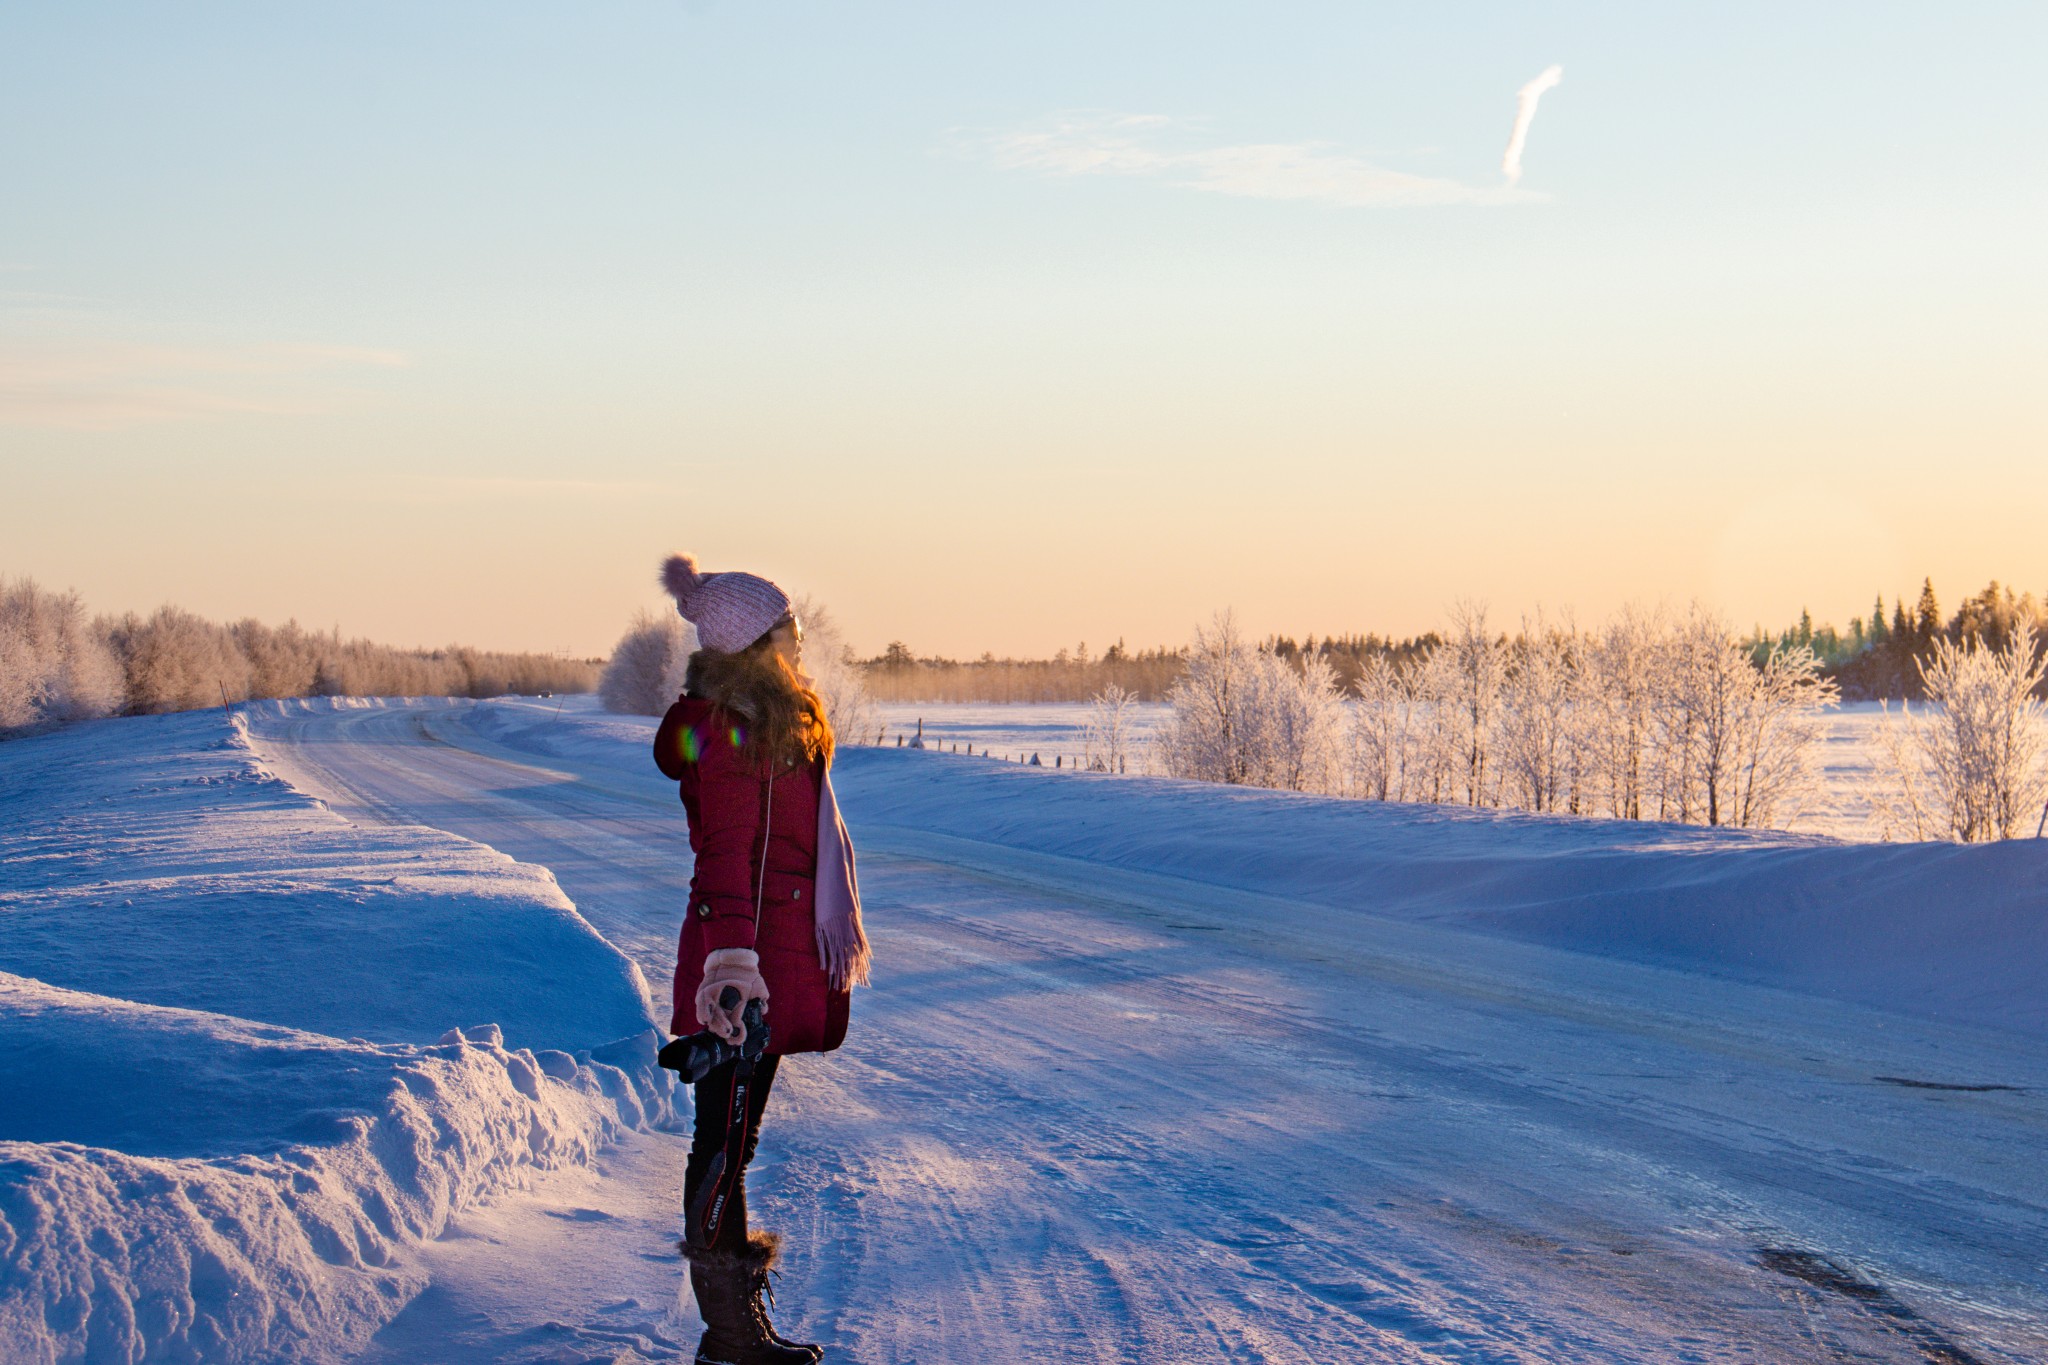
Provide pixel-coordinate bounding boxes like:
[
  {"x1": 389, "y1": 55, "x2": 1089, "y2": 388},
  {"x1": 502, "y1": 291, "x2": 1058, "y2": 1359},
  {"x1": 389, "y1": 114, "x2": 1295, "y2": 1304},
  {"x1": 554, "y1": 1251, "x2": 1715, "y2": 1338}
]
[
  {"x1": 1582, "y1": 606, "x2": 1660, "y2": 819},
  {"x1": 1497, "y1": 612, "x2": 1579, "y2": 813},
  {"x1": 1349, "y1": 655, "x2": 1415, "y2": 801},
  {"x1": 230, "y1": 619, "x2": 322, "y2": 699},
  {"x1": 1255, "y1": 651, "x2": 1347, "y2": 793},
  {"x1": 1878, "y1": 628, "x2": 2048, "y2": 842},
  {"x1": 0, "y1": 579, "x2": 124, "y2": 729},
  {"x1": 1158, "y1": 612, "x2": 1260, "y2": 785},
  {"x1": 1443, "y1": 601, "x2": 1507, "y2": 805},
  {"x1": 1402, "y1": 646, "x2": 1465, "y2": 805},
  {"x1": 1651, "y1": 608, "x2": 1740, "y2": 825},
  {"x1": 1647, "y1": 607, "x2": 1835, "y2": 828},
  {"x1": 1725, "y1": 641, "x2": 1836, "y2": 829},
  {"x1": 105, "y1": 607, "x2": 253, "y2": 715}
]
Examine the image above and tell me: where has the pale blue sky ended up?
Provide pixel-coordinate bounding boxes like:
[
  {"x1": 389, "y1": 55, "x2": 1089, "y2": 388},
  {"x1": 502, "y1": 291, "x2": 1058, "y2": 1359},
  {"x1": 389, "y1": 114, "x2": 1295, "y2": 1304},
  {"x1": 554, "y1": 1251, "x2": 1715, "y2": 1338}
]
[{"x1": 3, "y1": 2, "x2": 2044, "y2": 656}]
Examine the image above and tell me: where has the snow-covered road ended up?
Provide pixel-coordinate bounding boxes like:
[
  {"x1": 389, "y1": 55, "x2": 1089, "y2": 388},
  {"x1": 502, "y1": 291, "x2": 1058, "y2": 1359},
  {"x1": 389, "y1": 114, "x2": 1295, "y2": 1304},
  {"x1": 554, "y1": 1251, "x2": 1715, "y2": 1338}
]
[{"x1": 249, "y1": 698, "x2": 2048, "y2": 1365}]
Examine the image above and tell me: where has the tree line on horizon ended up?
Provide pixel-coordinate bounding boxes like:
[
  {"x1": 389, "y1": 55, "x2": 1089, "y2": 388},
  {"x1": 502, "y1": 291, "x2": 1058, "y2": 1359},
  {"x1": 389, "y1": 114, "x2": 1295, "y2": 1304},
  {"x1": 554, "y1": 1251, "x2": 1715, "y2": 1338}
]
[
  {"x1": 0, "y1": 579, "x2": 600, "y2": 731},
  {"x1": 859, "y1": 578, "x2": 2047, "y2": 706}
]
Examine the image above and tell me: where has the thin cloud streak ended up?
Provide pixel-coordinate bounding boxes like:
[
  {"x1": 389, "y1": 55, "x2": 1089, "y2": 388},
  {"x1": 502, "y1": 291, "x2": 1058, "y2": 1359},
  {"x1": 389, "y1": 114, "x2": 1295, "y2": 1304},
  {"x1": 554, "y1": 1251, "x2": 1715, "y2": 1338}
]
[
  {"x1": 982, "y1": 113, "x2": 1543, "y2": 208},
  {"x1": 0, "y1": 341, "x2": 407, "y2": 430},
  {"x1": 1501, "y1": 65, "x2": 1564, "y2": 186}
]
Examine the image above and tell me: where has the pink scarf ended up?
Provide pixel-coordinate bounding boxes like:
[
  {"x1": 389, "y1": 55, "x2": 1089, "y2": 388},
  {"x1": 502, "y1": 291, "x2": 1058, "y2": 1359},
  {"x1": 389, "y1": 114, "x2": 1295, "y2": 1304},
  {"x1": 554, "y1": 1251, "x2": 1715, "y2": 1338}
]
[{"x1": 813, "y1": 766, "x2": 873, "y2": 989}]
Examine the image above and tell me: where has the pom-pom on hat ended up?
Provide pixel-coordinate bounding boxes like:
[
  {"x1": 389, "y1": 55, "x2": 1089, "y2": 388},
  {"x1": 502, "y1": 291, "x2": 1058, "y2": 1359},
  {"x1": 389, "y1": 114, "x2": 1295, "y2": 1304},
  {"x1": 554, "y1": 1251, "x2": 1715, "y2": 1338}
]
[{"x1": 661, "y1": 553, "x2": 794, "y2": 654}]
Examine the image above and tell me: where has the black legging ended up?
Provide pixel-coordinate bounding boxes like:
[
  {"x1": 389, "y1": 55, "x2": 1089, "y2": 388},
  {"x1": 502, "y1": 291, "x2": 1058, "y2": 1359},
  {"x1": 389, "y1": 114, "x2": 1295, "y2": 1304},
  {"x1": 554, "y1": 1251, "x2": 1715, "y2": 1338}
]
[{"x1": 684, "y1": 1053, "x2": 781, "y2": 1256}]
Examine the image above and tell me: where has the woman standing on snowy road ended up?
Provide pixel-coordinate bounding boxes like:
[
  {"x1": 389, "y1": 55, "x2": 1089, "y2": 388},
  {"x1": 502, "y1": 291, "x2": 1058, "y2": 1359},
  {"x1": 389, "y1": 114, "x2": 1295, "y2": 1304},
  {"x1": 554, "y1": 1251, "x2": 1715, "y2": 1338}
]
[{"x1": 652, "y1": 552, "x2": 871, "y2": 1365}]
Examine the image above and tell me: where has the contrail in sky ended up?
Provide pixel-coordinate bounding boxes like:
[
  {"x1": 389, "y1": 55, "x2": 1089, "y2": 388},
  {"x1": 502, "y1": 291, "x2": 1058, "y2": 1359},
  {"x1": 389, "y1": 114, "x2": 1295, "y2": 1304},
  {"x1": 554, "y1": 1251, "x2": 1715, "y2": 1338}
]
[{"x1": 1501, "y1": 65, "x2": 1563, "y2": 186}]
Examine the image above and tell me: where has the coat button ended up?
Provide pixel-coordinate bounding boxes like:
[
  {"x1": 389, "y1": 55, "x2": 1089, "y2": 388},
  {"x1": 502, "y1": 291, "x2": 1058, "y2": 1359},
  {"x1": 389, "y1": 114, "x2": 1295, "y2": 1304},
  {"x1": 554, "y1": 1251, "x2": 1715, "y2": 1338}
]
[
  {"x1": 791, "y1": 889, "x2": 802, "y2": 899},
  {"x1": 696, "y1": 903, "x2": 711, "y2": 918}
]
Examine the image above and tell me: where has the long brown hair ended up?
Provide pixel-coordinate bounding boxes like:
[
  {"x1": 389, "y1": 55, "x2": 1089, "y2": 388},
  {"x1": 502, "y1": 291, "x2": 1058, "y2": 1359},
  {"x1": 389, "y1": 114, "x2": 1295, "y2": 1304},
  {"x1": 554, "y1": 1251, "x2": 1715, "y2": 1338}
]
[{"x1": 685, "y1": 639, "x2": 835, "y2": 770}]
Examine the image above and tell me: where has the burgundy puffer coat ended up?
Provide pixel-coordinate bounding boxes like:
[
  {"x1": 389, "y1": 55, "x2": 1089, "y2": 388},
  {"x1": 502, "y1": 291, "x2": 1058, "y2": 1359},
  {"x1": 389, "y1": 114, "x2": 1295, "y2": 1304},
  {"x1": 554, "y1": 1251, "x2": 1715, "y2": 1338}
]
[{"x1": 653, "y1": 696, "x2": 849, "y2": 1055}]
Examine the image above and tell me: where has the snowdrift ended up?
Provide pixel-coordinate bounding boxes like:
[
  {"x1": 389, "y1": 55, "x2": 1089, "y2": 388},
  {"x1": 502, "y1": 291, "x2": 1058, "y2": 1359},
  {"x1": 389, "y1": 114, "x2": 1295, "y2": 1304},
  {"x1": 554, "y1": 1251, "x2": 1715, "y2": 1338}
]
[{"x1": 0, "y1": 710, "x2": 674, "y2": 1364}]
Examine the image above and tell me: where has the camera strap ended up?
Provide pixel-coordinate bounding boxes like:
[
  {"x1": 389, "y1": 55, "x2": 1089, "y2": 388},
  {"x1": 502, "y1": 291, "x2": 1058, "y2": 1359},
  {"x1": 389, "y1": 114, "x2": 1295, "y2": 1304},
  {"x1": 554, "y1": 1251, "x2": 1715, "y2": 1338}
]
[{"x1": 690, "y1": 1061, "x2": 757, "y2": 1249}]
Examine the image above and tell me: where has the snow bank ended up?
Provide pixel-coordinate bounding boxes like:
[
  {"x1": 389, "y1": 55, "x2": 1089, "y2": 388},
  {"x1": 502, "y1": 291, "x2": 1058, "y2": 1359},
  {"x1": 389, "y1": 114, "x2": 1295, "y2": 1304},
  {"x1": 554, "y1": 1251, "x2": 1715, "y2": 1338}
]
[{"x1": 0, "y1": 710, "x2": 674, "y2": 1363}]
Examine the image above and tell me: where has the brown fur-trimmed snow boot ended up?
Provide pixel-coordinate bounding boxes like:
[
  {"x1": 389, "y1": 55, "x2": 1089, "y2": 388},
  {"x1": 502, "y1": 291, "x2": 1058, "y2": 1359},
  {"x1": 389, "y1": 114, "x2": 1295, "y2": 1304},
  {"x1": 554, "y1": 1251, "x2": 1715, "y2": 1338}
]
[{"x1": 687, "y1": 1231, "x2": 822, "y2": 1365}]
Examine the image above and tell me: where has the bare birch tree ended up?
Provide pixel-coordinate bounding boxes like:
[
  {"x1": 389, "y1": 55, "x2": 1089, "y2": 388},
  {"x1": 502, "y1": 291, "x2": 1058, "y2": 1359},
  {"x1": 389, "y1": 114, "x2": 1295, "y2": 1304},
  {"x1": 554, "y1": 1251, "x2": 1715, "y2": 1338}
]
[
  {"x1": 1727, "y1": 641, "x2": 1837, "y2": 829},
  {"x1": 1444, "y1": 601, "x2": 1507, "y2": 806},
  {"x1": 1349, "y1": 655, "x2": 1414, "y2": 801},
  {"x1": 1583, "y1": 606, "x2": 1660, "y2": 819},
  {"x1": 1497, "y1": 611, "x2": 1578, "y2": 813}
]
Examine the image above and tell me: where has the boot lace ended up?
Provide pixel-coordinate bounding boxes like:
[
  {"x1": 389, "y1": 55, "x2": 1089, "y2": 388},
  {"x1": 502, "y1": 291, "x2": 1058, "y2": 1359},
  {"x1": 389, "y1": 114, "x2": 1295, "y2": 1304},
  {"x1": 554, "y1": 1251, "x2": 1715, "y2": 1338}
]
[{"x1": 746, "y1": 1266, "x2": 780, "y2": 1336}]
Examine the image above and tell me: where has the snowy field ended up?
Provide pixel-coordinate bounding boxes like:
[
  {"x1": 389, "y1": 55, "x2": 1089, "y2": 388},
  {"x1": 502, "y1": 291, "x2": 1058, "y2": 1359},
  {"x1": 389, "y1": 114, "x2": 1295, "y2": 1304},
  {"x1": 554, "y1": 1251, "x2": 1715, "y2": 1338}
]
[
  {"x1": 4, "y1": 694, "x2": 2046, "y2": 1363},
  {"x1": 875, "y1": 700, "x2": 1904, "y2": 841}
]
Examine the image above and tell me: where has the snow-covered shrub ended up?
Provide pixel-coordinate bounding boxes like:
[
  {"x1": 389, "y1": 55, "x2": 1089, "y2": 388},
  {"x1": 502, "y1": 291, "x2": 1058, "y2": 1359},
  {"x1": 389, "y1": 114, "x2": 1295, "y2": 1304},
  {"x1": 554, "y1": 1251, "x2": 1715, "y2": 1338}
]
[
  {"x1": 1877, "y1": 628, "x2": 2048, "y2": 842},
  {"x1": 598, "y1": 611, "x2": 694, "y2": 715},
  {"x1": 0, "y1": 579, "x2": 124, "y2": 729},
  {"x1": 1085, "y1": 683, "x2": 1139, "y2": 774}
]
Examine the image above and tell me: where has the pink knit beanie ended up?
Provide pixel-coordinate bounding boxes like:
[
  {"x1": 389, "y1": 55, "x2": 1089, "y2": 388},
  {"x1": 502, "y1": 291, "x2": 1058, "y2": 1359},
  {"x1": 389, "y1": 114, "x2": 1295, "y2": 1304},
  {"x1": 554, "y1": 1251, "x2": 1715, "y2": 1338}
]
[{"x1": 660, "y1": 553, "x2": 793, "y2": 655}]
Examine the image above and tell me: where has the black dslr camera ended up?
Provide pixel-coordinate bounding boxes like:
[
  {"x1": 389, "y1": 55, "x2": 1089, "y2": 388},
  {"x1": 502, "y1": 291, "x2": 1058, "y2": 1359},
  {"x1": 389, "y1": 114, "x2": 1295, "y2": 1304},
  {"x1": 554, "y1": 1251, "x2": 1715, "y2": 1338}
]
[{"x1": 657, "y1": 986, "x2": 770, "y2": 1083}]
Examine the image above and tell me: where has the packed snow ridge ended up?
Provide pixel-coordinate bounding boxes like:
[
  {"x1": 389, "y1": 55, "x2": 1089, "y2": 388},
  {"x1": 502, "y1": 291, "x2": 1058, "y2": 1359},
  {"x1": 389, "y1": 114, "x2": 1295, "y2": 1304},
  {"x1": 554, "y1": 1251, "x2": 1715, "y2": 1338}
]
[{"x1": 0, "y1": 707, "x2": 676, "y2": 1364}]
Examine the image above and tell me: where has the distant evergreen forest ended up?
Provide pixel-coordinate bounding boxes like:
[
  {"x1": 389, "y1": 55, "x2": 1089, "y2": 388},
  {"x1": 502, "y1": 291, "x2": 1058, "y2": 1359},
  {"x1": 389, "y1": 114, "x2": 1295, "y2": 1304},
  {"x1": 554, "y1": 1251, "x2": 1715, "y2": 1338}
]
[
  {"x1": 1744, "y1": 579, "x2": 2048, "y2": 700},
  {"x1": 858, "y1": 579, "x2": 2048, "y2": 704}
]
